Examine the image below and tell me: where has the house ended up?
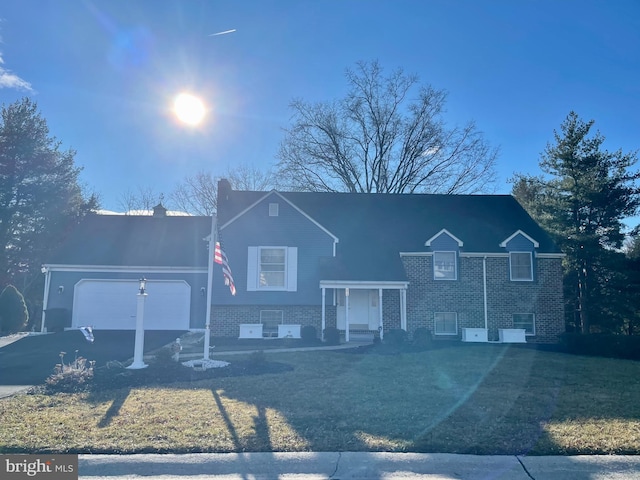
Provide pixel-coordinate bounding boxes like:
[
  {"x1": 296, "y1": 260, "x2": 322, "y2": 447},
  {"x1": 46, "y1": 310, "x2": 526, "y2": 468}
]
[
  {"x1": 41, "y1": 204, "x2": 212, "y2": 332},
  {"x1": 42, "y1": 182, "x2": 565, "y2": 343},
  {"x1": 212, "y1": 180, "x2": 564, "y2": 343}
]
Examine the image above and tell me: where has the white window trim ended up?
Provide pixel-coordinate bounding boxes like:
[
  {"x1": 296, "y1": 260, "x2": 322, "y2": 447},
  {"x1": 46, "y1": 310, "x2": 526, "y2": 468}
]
[
  {"x1": 513, "y1": 313, "x2": 536, "y2": 336},
  {"x1": 433, "y1": 251, "x2": 457, "y2": 281},
  {"x1": 509, "y1": 251, "x2": 533, "y2": 281},
  {"x1": 434, "y1": 312, "x2": 458, "y2": 336},
  {"x1": 247, "y1": 246, "x2": 298, "y2": 292}
]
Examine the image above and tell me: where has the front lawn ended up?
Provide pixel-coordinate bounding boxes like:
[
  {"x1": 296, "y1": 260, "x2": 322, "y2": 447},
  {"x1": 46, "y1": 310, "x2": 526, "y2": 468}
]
[{"x1": 1, "y1": 344, "x2": 639, "y2": 455}]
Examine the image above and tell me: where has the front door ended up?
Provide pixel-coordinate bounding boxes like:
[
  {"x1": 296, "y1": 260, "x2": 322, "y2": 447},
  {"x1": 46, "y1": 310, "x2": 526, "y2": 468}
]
[{"x1": 337, "y1": 289, "x2": 380, "y2": 330}]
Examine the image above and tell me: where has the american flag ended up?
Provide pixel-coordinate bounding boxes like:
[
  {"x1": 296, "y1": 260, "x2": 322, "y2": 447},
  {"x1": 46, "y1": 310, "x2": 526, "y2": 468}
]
[{"x1": 214, "y1": 241, "x2": 236, "y2": 296}]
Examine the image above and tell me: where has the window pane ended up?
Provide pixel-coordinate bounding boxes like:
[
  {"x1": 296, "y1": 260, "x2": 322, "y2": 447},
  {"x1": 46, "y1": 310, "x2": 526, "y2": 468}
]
[
  {"x1": 434, "y1": 252, "x2": 456, "y2": 280},
  {"x1": 260, "y1": 248, "x2": 286, "y2": 287},
  {"x1": 511, "y1": 252, "x2": 532, "y2": 280},
  {"x1": 435, "y1": 312, "x2": 457, "y2": 335},
  {"x1": 513, "y1": 313, "x2": 535, "y2": 335}
]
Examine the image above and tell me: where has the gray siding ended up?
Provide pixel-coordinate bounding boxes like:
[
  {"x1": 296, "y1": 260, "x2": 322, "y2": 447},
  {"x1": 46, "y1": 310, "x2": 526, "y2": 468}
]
[{"x1": 215, "y1": 193, "x2": 335, "y2": 306}]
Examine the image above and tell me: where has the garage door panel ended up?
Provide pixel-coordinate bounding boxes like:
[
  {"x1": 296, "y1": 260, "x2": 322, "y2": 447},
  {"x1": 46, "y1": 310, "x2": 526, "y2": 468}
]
[{"x1": 73, "y1": 280, "x2": 191, "y2": 330}]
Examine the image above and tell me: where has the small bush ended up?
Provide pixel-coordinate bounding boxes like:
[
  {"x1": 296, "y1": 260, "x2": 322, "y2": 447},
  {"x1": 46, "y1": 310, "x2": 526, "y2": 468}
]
[
  {"x1": 560, "y1": 333, "x2": 640, "y2": 360},
  {"x1": 153, "y1": 346, "x2": 177, "y2": 364},
  {"x1": 413, "y1": 327, "x2": 433, "y2": 348},
  {"x1": 324, "y1": 327, "x2": 341, "y2": 345},
  {"x1": 45, "y1": 351, "x2": 95, "y2": 394},
  {"x1": 301, "y1": 325, "x2": 317, "y2": 343},
  {"x1": 44, "y1": 308, "x2": 71, "y2": 333},
  {"x1": 247, "y1": 350, "x2": 267, "y2": 368},
  {"x1": 0, "y1": 284, "x2": 29, "y2": 334},
  {"x1": 384, "y1": 328, "x2": 408, "y2": 347}
]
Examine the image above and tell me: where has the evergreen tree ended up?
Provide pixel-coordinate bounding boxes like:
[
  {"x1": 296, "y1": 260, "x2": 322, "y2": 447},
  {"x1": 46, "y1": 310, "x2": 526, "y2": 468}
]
[
  {"x1": 513, "y1": 112, "x2": 639, "y2": 333},
  {"x1": 0, "y1": 98, "x2": 98, "y2": 308}
]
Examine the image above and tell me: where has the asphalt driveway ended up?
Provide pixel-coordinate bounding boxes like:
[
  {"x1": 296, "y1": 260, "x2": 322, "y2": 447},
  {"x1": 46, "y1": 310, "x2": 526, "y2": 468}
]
[{"x1": 0, "y1": 330, "x2": 185, "y2": 387}]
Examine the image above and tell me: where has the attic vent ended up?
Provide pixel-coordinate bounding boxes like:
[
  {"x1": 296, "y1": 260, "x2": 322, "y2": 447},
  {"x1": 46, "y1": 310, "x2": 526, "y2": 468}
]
[{"x1": 269, "y1": 203, "x2": 279, "y2": 217}]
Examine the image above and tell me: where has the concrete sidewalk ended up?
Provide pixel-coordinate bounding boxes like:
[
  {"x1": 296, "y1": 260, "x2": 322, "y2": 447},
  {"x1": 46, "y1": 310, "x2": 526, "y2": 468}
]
[{"x1": 78, "y1": 452, "x2": 640, "y2": 479}]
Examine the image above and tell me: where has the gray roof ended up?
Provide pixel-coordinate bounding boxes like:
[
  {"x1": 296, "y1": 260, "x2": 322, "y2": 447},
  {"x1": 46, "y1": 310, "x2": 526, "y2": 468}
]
[
  {"x1": 220, "y1": 190, "x2": 562, "y2": 283},
  {"x1": 48, "y1": 214, "x2": 212, "y2": 267}
]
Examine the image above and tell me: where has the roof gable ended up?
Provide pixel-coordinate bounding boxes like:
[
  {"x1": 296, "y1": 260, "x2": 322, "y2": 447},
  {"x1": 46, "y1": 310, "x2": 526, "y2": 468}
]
[
  {"x1": 220, "y1": 190, "x2": 338, "y2": 243},
  {"x1": 499, "y1": 230, "x2": 540, "y2": 249},
  {"x1": 425, "y1": 229, "x2": 464, "y2": 247}
]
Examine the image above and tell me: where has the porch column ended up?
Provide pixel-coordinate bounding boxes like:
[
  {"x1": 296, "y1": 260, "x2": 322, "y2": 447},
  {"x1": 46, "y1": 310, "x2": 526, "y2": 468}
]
[
  {"x1": 321, "y1": 287, "x2": 326, "y2": 341},
  {"x1": 378, "y1": 288, "x2": 383, "y2": 340},
  {"x1": 400, "y1": 288, "x2": 407, "y2": 331},
  {"x1": 345, "y1": 287, "x2": 350, "y2": 343},
  {"x1": 40, "y1": 267, "x2": 51, "y2": 332}
]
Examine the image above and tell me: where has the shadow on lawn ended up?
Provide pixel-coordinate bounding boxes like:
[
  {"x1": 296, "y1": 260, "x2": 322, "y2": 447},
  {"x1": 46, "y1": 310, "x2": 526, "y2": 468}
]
[{"x1": 76, "y1": 343, "x2": 640, "y2": 456}]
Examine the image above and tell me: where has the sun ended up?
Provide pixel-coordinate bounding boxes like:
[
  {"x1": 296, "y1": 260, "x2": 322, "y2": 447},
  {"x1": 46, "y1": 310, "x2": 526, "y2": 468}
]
[{"x1": 173, "y1": 93, "x2": 206, "y2": 126}]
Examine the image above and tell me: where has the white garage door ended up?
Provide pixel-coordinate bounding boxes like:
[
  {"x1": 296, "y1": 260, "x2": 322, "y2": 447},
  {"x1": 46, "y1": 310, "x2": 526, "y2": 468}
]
[{"x1": 73, "y1": 280, "x2": 191, "y2": 330}]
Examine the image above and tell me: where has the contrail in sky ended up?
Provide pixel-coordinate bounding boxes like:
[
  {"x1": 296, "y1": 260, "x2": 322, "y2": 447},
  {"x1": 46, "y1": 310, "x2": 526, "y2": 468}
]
[{"x1": 209, "y1": 29, "x2": 236, "y2": 36}]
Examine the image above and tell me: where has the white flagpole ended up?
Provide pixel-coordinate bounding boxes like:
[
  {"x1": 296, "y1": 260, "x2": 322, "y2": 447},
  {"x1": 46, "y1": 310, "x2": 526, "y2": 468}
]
[{"x1": 204, "y1": 215, "x2": 216, "y2": 360}]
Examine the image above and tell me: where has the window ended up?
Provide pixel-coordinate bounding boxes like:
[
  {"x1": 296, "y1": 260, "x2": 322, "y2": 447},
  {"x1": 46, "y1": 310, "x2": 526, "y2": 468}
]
[
  {"x1": 434, "y1": 251, "x2": 457, "y2": 280},
  {"x1": 510, "y1": 252, "x2": 533, "y2": 281},
  {"x1": 260, "y1": 310, "x2": 283, "y2": 337},
  {"x1": 513, "y1": 313, "x2": 535, "y2": 335},
  {"x1": 247, "y1": 246, "x2": 298, "y2": 291},
  {"x1": 434, "y1": 312, "x2": 457, "y2": 335},
  {"x1": 260, "y1": 247, "x2": 286, "y2": 287}
]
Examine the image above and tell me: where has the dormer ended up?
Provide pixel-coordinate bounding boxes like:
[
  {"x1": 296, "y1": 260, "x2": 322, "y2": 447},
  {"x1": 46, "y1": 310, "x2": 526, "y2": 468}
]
[
  {"x1": 425, "y1": 229, "x2": 463, "y2": 281},
  {"x1": 500, "y1": 230, "x2": 538, "y2": 282}
]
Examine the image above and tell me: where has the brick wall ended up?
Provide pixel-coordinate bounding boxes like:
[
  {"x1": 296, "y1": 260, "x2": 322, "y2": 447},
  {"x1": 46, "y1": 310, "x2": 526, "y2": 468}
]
[
  {"x1": 211, "y1": 304, "x2": 335, "y2": 337},
  {"x1": 401, "y1": 255, "x2": 564, "y2": 343},
  {"x1": 211, "y1": 256, "x2": 564, "y2": 343}
]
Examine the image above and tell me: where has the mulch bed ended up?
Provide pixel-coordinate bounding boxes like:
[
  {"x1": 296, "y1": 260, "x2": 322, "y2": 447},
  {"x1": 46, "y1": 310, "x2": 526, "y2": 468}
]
[{"x1": 31, "y1": 359, "x2": 294, "y2": 395}]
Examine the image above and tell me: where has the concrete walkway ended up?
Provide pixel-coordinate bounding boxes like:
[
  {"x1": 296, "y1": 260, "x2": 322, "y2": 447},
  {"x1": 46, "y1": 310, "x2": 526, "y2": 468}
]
[{"x1": 78, "y1": 452, "x2": 640, "y2": 479}]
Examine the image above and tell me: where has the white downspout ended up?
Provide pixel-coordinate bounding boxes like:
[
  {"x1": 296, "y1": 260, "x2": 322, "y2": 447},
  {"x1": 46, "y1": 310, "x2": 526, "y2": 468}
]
[
  {"x1": 321, "y1": 287, "x2": 326, "y2": 341},
  {"x1": 483, "y1": 256, "x2": 488, "y2": 331},
  {"x1": 378, "y1": 288, "x2": 383, "y2": 340}
]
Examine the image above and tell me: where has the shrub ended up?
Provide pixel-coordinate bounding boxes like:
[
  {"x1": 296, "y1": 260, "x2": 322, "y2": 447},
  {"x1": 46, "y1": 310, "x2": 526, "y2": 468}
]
[
  {"x1": 301, "y1": 325, "x2": 317, "y2": 343},
  {"x1": 560, "y1": 333, "x2": 640, "y2": 360},
  {"x1": 323, "y1": 327, "x2": 341, "y2": 345},
  {"x1": 44, "y1": 308, "x2": 71, "y2": 333},
  {"x1": 413, "y1": 327, "x2": 433, "y2": 348},
  {"x1": 384, "y1": 328, "x2": 408, "y2": 347},
  {"x1": 247, "y1": 350, "x2": 267, "y2": 368},
  {"x1": 0, "y1": 284, "x2": 29, "y2": 334},
  {"x1": 45, "y1": 351, "x2": 95, "y2": 393}
]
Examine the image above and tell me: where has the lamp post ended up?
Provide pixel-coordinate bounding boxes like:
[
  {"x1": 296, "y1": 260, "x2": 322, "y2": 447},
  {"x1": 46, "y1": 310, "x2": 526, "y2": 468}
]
[{"x1": 127, "y1": 278, "x2": 148, "y2": 369}]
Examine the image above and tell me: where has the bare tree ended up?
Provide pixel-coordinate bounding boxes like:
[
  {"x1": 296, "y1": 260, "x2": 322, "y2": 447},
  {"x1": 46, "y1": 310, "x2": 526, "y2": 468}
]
[
  {"x1": 116, "y1": 186, "x2": 161, "y2": 214},
  {"x1": 277, "y1": 60, "x2": 498, "y2": 194},
  {"x1": 168, "y1": 164, "x2": 277, "y2": 215},
  {"x1": 226, "y1": 163, "x2": 278, "y2": 191},
  {"x1": 169, "y1": 171, "x2": 217, "y2": 216}
]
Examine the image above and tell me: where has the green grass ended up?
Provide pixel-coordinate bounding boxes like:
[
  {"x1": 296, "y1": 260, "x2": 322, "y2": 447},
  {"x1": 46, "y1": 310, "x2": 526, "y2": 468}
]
[{"x1": 1, "y1": 344, "x2": 640, "y2": 455}]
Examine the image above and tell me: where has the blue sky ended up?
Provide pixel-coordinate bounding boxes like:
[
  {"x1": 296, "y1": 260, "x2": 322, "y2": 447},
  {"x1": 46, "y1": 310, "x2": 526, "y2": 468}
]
[{"x1": 0, "y1": 0, "x2": 639, "y2": 212}]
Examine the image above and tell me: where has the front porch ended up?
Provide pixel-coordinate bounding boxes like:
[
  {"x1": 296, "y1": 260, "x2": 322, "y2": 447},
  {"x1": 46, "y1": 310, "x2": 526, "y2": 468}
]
[{"x1": 319, "y1": 281, "x2": 409, "y2": 342}]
